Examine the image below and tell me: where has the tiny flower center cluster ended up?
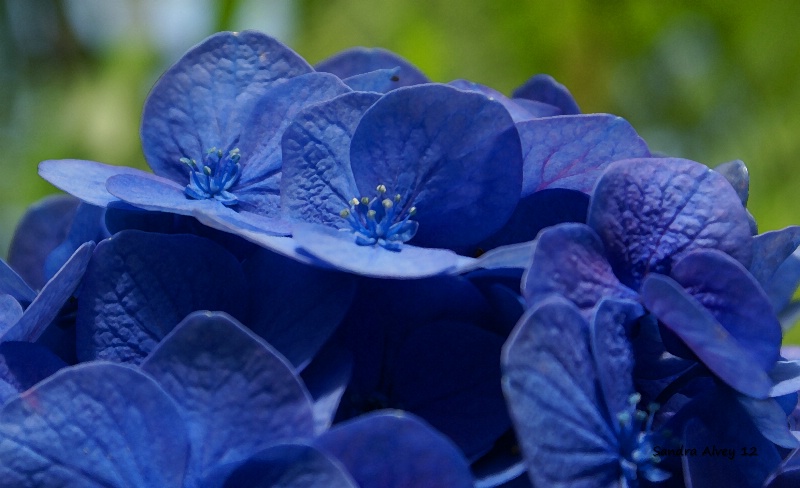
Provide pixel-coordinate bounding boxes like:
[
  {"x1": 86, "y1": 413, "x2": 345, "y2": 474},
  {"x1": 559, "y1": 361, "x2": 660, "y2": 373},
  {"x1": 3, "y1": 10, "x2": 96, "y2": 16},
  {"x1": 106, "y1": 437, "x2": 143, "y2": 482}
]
[
  {"x1": 339, "y1": 184, "x2": 419, "y2": 251},
  {"x1": 181, "y1": 147, "x2": 242, "y2": 206},
  {"x1": 616, "y1": 393, "x2": 670, "y2": 484}
]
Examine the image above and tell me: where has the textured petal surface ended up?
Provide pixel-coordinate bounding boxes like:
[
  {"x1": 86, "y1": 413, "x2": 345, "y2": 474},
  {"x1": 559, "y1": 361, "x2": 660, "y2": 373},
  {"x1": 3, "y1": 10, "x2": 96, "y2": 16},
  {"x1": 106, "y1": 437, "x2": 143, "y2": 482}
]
[
  {"x1": 38, "y1": 159, "x2": 144, "y2": 207},
  {"x1": 243, "y1": 249, "x2": 356, "y2": 369},
  {"x1": 641, "y1": 273, "x2": 773, "y2": 398},
  {"x1": 671, "y1": 249, "x2": 781, "y2": 371},
  {"x1": 0, "y1": 362, "x2": 189, "y2": 488},
  {"x1": 292, "y1": 223, "x2": 475, "y2": 278},
  {"x1": 315, "y1": 47, "x2": 428, "y2": 88},
  {"x1": 588, "y1": 158, "x2": 754, "y2": 290},
  {"x1": 349, "y1": 83, "x2": 523, "y2": 249},
  {"x1": 281, "y1": 91, "x2": 380, "y2": 226},
  {"x1": 140, "y1": 311, "x2": 316, "y2": 482},
  {"x1": 315, "y1": 411, "x2": 474, "y2": 488},
  {"x1": 2, "y1": 242, "x2": 94, "y2": 342},
  {"x1": 522, "y1": 223, "x2": 637, "y2": 314},
  {"x1": 449, "y1": 79, "x2": 549, "y2": 122},
  {"x1": 518, "y1": 114, "x2": 650, "y2": 195},
  {"x1": 502, "y1": 296, "x2": 619, "y2": 488},
  {"x1": 7, "y1": 194, "x2": 80, "y2": 290},
  {"x1": 141, "y1": 30, "x2": 312, "y2": 182},
  {"x1": 512, "y1": 74, "x2": 581, "y2": 115},
  {"x1": 76, "y1": 230, "x2": 246, "y2": 364}
]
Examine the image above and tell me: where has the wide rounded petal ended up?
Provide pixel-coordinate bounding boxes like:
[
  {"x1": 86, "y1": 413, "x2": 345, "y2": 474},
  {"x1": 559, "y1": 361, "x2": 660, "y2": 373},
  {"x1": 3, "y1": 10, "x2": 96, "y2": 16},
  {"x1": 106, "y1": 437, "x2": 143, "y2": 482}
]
[
  {"x1": 315, "y1": 47, "x2": 428, "y2": 88},
  {"x1": 517, "y1": 114, "x2": 650, "y2": 195},
  {"x1": 512, "y1": 74, "x2": 581, "y2": 115},
  {"x1": 38, "y1": 159, "x2": 143, "y2": 206},
  {"x1": 349, "y1": 83, "x2": 523, "y2": 249},
  {"x1": 281, "y1": 91, "x2": 380, "y2": 226},
  {"x1": 0, "y1": 362, "x2": 190, "y2": 488},
  {"x1": 141, "y1": 311, "x2": 316, "y2": 482},
  {"x1": 588, "y1": 157, "x2": 754, "y2": 290},
  {"x1": 141, "y1": 31, "x2": 312, "y2": 182}
]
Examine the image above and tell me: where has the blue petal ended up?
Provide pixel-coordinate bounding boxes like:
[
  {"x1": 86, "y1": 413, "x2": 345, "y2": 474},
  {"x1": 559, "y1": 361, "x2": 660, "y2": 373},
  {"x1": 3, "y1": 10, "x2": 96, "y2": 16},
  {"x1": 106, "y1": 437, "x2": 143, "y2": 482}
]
[
  {"x1": 1, "y1": 242, "x2": 94, "y2": 343},
  {"x1": 76, "y1": 230, "x2": 246, "y2": 364},
  {"x1": 243, "y1": 248, "x2": 357, "y2": 370},
  {"x1": 7, "y1": 194, "x2": 79, "y2": 290},
  {"x1": 640, "y1": 273, "x2": 773, "y2": 398},
  {"x1": 349, "y1": 83, "x2": 523, "y2": 249},
  {"x1": 292, "y1": 223, "x2": 475, "y2": 278},
  {"x1": 479, "y1": 188, "x2": 589, "y2": 249},
  {"x1": 737, "y1": 395, "x2": 799, "y2": 449},
  {"x1": 300, "y1": 345, "x2": 353, "y2": 434},
  {"x1": 343, "y1": 68, "x2": 401, "y2": 93},
  {"x1": 281, "y1": 91, "x2": 380, "y2": 226},
  {"x1": 670, "y1": 249, "x2": 781, "y2": 372},
  {"x1": 209, "y1": 443, "x2": 357, "y2": 488},
  {"x1": 588, "y1": 157, "x2": 754, "y2": 290},
  {"x1": 714, "y1": 159, "x2": 749, "y2": 206},
  {"x1": 0, "y1": 258, "x2": 36, "y2": 303},
  {"x1": 501, "y1": 296, "x2": 619, "y2": 487},
  {"x1": 0, "y1": 294, "x2": 22, "y2": 333},
  {"x1": 0, "y1": 362, "x2": 190, "y2": 487},
  {"x1": 750, "y1": 226, "x2": 800, "y2": 288},
  {"x1": 768, "y1": 247, "x2": 800, "y2": 313},
  {"x1": 315, "y1": 47, "x2": 429, "y2": 88},
  {"x1": 140, "y1": 311, "x2": 315, "y2": 482},
  {"x1": 512, "y1": 74, "x2": 581, "y2": 115},
  {"x1": 0, "y1": 341, "x2": 66, "y2": 394},
  {"x1": 106, "y1": 173, "x2": 292, "y2": 236},
  {"x1": 458, "y1": 240, "x2": 537, "y2": 273},
  {"x1": 518, "y1": 114, "x2": 650, "y2": 195},
  {"x1": 235, "y1": 72, "x2": 352, "y2": 207},
  {"x1": 522, "y1": 223, "x2": 638, "y2": 315},
  {"x1": 43, "y1": 202, "x2": 107, "y2": 283},
  {"x1": 38, "y1": 159, "x2": 143, "y2": 206},
  {"x1": 769, "y1": 360, "x2": 800, "y2": 397},
  {"x1": 141, "y1": 31, "x2": 312, "y2": 183},
  {"x1": 314, "y1": 410, "x2": 474, "y2": 488},
  {"x1": 449, "y1": 79, "x2": 551, "y2": 122}
]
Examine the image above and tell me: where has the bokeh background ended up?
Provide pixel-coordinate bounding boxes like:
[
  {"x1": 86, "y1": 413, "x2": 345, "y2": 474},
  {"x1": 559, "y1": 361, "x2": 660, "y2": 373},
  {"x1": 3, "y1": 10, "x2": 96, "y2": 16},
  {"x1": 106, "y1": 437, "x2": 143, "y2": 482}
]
[{"x1": 2, "y1": 0, "x2": 799, "y2": 331}]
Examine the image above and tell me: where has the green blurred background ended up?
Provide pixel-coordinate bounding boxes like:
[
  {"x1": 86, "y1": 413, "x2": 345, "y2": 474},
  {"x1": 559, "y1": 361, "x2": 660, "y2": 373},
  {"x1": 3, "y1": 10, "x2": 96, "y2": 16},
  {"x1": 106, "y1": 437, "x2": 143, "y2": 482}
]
[{"x1": 1, "y1": 0, "x2": 799, "y2": 333}]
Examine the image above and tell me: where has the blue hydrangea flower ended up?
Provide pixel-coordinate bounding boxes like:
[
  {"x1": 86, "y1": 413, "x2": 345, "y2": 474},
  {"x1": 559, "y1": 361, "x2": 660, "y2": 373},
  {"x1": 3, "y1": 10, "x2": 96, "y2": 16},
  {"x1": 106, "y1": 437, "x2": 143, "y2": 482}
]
[
  {"x1": 315, "y1": 46, "x2": 429, "y2": 91},
  {"x1": 39, "y1": 31, "x2": 353, "y2": 242},
  {"x1": 279, "y1": 83, "x2": 523, "y2": 278}
]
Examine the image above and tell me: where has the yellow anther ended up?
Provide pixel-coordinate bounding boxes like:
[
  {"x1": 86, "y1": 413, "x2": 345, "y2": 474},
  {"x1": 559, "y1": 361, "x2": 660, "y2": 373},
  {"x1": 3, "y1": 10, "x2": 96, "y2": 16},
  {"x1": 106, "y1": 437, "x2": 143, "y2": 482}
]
[
  {"x1": 367, "y1": 210, "x2": 376, "y2": 219},
  {"x1": 203, "y1": 166, "x2": 213, "y2": 175},
  {"x1": 394, "y1": 194, "x2": 401, "y2": 202},
  {"x1": 361, "y1": 197, "x2": 370, "y2": 205},
  {"x1": 409, "y1": 206, "x2": 417, "y2": 216},
  {"x1": 350, "y1": 197, "x2": 360, "y2": 206},
  {"x1": 382, "y1": 199, "x2": 393, "y2": 208},
  {"x1": 376, "y1": 184, "x2": 387, "y2": 194},
  {"x1": 340, "y1": 209, "x2": 350, "y2": 218}
]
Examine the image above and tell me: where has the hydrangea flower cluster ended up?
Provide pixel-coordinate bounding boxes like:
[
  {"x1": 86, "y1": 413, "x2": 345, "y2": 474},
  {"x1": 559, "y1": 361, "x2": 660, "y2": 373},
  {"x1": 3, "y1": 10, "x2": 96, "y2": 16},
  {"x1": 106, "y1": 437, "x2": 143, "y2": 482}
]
[{"x1": 3, "y1": 30, "x2": 800, "y2": 487}]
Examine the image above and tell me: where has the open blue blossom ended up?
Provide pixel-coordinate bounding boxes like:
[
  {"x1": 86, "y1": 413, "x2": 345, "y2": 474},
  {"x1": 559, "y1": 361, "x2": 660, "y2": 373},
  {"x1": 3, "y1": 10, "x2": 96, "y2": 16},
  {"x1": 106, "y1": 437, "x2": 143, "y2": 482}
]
[
  {"x1": 502, "y1": 295, "x2": 670, "y2": 486},
  {"x1": 39, "y1": 31, "x2": 354, "y2": 242},
  {"x1": 279, "y1": 83, "x2": 523, "y2": 277}
]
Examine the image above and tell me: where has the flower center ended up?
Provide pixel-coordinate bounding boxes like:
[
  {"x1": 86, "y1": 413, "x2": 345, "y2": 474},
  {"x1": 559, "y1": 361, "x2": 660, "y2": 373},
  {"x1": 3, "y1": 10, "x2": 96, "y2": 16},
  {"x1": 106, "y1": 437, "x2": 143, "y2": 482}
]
[
  {"x1": 339, "y1": 184, "x2": 418, "y2": 251},
  {"x1": 181, "y1": 147, "x2": 242, "y2": 206},
  {"x1": 616, "y1": 393, "x2": 671, "y2": 483}
]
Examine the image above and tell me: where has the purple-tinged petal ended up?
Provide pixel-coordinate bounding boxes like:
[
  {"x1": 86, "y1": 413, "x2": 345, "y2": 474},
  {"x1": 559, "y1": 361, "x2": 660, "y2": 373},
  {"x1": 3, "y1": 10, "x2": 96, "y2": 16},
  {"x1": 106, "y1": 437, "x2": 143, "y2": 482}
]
[
  {"x1": 479, "y1": 188, "x2": 589, "y2": 249},
  {"x1": 141, "y1": 311, "x2": 315, "y2": 483},
  {"x1": 714, "y1": 159, "x2": 749, "y2": 206},
  {"x1": 106, "y1": 173, "x2": 292, "y2": 236},
  {"x1": 38, "y1": 159, "x2": 143, "y2": 206},
  {"x1": 768, "y1": 247, "x2": 800, "y2": 313},
  {"x1": 0, "y1": 362, "x2": 190, "y2": 488},
  {"x1": 210, "y1": 443, "x2": 357, "y2": 488},
  {"x1": 458, "y1": 240, "x2": 536, "y2": 273},
  {"x1": 43, "y1": 202, "x2": 107, "y2": 282},
  {"x1": 292, "y1": 223, "x2": 475, "y2": 278},
  {"x1": 7, "y1": 194, "x2": 79, "y2": 290},
  {"x1": 243, "y1": 249, "x2": 356, "y2": 370},
  {"x1": 301, "y1": 345, "x2": 353, "y2": 434},
  {"x1": 522, "y1": 223, "x2": 638, "y2": 314},
  {"x1": 0, "y1": 259, "x2": 35, "y2": 303},
  {"x1": 392, "y1": 320, "x2": 508, "y2": 460},
  {"x1": 641, "y1": 273, "x2": 773, "y2": 398},
  {"x1": 350, "y1": 83, "x2": 523, "y2": 249},
  {"x1": 0, "y1": 294, "x2": 22, "y2": 333},
  {"x1": 769, "y1": 360, "x2": 800, "y2": 397},
  {"x1": 518, "y1": 114, "x2": 650, "y2": 195},
  {"x1": 513, "y1": 97, "x2": 563, "y2": 118},
  {"x1": 315, "y1": 410, "x2": 474, "y2": 488},
  {"x1": 671, "y1": 249, "x2": 781, "y2": 372},
  {"x1": 315, "y1": 47, "x2": 428, "y2": 88},
  {"x1": 344, "y1": 68, "x2": 401, "y2": 93},
  {"x1": 76, "y1": 230, "x2": 246, "y2": 364},
  {"x1": 501, "y1": 296, "x2": 619, "y2": 487},
  {"x1": 0, "y1": 341, "x2": 66, "y2": 395},
  {"x1": 512, "y1": 74, "x2": 581, "y2": 115},
  {"x1": 764, "y1": 449, "x2": 800, "y2": 488},
  {"x1": 737, "y1": 395, "x2": 798, "y2": 449},
  {"x1": 141, "y1": 31, "x2": 312, "y2": 183},
  {"x1": 449, "y1": 79, "x2": 551, "y2": 122},
  {"x1": 588, "y1": 158, "x2": 754, "y2": 290},
  {"x1": 1, "y1": 242, "x2": 94, "y2": 343},
  {"x1": 750, "y1": 226, "x2": 800, "y2": 288},
  {"x1": 235, "y1": 72, "x2": 352, "y2": 198},
  {"x1": 281, "y1": 91, "x2": 380, "y2": 226}
]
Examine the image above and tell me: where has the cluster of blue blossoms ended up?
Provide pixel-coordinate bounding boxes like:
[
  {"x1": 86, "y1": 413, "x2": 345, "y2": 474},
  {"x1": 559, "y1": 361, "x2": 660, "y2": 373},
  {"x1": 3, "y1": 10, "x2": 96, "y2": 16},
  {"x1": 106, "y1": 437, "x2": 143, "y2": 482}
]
[{"x1": 2, "y1": 30, "x2": 800, "y2": 487}]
